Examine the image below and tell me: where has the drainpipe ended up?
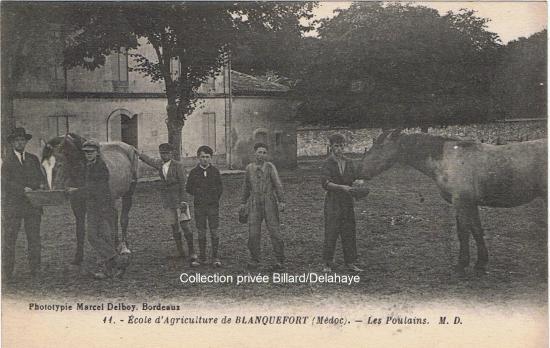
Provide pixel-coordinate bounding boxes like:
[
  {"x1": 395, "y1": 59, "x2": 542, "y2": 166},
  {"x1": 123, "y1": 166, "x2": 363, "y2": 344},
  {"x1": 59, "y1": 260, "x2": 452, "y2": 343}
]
[
  {"x1": 223, "y1": 58, "x2": 227, "y2": 166},
  {"x1": 228, "y1": 54, "x2": 232, "y2": 169},
  {"x1": 223, "y1": 52, "x2": 233, "y2": 169}
]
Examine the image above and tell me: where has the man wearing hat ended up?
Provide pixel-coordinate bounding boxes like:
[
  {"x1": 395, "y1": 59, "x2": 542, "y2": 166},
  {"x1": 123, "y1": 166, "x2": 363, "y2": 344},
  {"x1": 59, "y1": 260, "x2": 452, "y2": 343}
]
[
  {"x1": 2, "y1": 127, "x2": 46, "y2": 281},
  {"x1": 135, "y1": 143, "x2": 197, "y2": 265},
  {"x1": 79, "y1": 139, "x2": 122, "y2": 278}
]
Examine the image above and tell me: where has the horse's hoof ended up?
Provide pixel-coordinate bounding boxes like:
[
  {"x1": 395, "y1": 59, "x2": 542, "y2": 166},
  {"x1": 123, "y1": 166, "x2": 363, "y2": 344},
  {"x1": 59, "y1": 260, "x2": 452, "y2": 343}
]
[
  {"x1": 113, "y1": 267, "x2": 126, "y2": 280},
  {"x1": 92, "y1": 271, "x2": 109, "y2": 280},
  {"x1": 116, "y1": 254, "x2": 131, "y2": 270},
  {"x1": 119, "y1": 244, "x2": 131, "y2": 255}
]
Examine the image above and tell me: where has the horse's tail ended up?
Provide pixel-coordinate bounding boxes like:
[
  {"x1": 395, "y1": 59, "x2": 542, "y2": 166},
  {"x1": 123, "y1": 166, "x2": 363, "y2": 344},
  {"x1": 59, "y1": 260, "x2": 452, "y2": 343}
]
[
  {"x1": 127, "y1": 145, "x2": 139, "y2": 183},
  {"x1": 120, "y1": 147, "x2": 137, "y2": 249},
  {"x1": 114, "y1": 142, "x2": 138, "y2": 247}
]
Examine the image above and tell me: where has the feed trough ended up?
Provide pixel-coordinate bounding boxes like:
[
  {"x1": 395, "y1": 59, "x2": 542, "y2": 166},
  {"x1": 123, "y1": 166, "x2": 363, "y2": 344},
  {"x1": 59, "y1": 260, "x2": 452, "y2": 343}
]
[{"x1": 25, "y1": 190, "x2": 67, "y2": 207}]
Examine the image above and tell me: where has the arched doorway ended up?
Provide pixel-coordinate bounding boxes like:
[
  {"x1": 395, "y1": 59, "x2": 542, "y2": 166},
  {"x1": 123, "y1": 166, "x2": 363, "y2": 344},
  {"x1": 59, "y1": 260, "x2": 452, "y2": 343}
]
[
  {"x1": 121, "y1": 114, "x2": 138, "y2": 147},
  {"x1": 106, "y1": 108, "x2": 137, "y2": 142}
]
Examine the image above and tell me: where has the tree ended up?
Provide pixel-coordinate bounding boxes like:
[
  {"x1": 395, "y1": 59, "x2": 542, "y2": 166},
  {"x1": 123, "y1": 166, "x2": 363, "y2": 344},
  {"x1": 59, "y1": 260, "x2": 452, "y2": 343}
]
[
  {"x1": 492, "y1": 30, "x2": 547, "y2": 119},
  {"x1": 295, "y1": 2, "x2": 501, "y2": 128},
  {"x1": 0, "y1": 3, "x2": 70, "y2": 156},
  {"x1": 62, "y1": 2, "x2": 315, "y2": 158},
  {"x1": 230, "y1": 15, "x2": 316, "y2": 80}
]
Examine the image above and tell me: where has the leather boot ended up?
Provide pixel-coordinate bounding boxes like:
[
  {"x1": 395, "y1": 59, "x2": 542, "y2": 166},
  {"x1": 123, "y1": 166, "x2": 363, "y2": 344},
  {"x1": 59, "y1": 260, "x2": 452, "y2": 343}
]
[
  {"x1": 171, "y1": 224, "x2": 185, "y2": 258},
  {"x1": 211, "y1": 236, "x2": 219, "y2": 259},
  {"x1": 183, "y1": 233, "x2": 194, "y2": 254},
  {"x1": 181, "y1": 222, "x2": 199, "y2": 266},
  {"x1": 180, "y1": 222, "x2": 193, "y2": 251},
  {"x1": 211, "y1": 236, "x2": 221, "y2": 267}
]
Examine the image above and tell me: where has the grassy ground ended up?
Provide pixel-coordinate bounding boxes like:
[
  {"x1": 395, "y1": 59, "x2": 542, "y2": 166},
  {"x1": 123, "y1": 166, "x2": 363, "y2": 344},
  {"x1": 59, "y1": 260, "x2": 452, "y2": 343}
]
[{"x1": 3, "y1": 161, "x2": 547, "y2": 305}]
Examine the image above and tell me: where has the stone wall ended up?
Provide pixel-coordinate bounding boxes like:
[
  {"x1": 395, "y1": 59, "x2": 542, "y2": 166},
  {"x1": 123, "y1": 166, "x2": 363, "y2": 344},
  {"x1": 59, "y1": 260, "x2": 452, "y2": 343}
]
[{"x1": 297, "y1": 119, "x2": 547, "y2": 157}]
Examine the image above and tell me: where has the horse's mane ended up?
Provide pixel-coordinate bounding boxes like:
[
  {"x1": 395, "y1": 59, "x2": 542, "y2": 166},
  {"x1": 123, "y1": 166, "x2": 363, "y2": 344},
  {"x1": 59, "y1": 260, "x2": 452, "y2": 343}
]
[
  {"x1": 66, "y1": 133, "x2": 86, "y2": 150},
  {"x1": 399, "y1": 133, "x2": 475, "y2": 162}
]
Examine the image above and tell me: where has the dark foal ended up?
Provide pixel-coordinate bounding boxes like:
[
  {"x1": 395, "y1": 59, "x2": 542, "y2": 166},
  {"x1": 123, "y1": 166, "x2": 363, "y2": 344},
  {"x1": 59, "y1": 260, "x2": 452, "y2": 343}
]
[{"x1": 43, "y1": 134, "x2": 138, "y2": 264}]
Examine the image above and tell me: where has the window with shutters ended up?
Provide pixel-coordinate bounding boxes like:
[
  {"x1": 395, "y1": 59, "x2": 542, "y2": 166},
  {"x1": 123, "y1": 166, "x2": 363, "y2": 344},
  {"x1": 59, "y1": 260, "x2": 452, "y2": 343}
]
[
  {"x1": 202, "y1": 112, "x2": 216, "y2": 151},
  {"x1": 207, "y1": 77, "x2": 216, "y2": 93},
  {"x1": 275, "y1": 131, "x2": 282, "y2": 147},
  {"x1": 51, "y1": 30, "x2": 65, "y2": 81},
  {"x1": 112, "y1": 48, "x2": 129, "y2": 90}
]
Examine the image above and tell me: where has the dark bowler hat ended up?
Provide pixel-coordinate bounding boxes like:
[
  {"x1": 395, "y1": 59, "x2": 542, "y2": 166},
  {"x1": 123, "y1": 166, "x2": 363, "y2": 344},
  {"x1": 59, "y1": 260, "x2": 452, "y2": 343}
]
[
  {"x1": 159, "y1": 143, "x2": 174, "y2": 153},
  {"x1": 7, "y1": 127, "x2": 32, "y2": 141}
]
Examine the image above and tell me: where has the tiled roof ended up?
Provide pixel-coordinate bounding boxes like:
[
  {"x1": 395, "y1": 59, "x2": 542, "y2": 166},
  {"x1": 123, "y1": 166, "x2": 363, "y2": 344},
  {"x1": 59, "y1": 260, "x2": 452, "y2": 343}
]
[{"x1": 231, "y1": 71, "x2": 290, "y2": 95}]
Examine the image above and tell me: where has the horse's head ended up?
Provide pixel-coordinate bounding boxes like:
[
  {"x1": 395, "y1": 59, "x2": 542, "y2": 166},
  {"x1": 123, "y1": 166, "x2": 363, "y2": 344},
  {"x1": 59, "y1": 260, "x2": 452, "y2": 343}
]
[
  {"x1": 361, "y1": 129, "x2": 402, "y2": 179},
  {"x1": 43, "y1": 133, "x2": 87, "y2": 188}
]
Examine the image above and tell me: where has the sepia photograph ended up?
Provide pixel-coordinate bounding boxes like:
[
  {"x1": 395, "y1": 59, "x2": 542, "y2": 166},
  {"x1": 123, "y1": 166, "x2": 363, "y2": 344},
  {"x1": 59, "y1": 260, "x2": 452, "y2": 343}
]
[{"x1": 1, "y1": 1, "x2": 547, "y2": 347}]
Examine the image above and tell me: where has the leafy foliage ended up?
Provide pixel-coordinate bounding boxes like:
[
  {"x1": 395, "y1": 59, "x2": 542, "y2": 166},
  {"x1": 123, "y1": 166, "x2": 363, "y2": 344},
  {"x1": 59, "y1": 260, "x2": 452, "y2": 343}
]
[
  {"x1": 492, "y1": 30, "x2": 547, "y2": 119},
  {"x1": 295, "y1": 2, "x2": 502, "y2": 128},
  {"x1": 1, "y1": 2, "x2": 74, "y2": 154},
  {"x1": 231, "y1": 2, "x2": 317, "y2": 79}
]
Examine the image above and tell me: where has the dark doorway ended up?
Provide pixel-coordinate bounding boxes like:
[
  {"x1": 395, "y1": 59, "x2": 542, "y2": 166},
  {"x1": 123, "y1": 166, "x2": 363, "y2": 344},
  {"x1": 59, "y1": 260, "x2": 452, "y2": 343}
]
[{"x1": 121, "y1": 114, "x2": 138, "y2": 147}]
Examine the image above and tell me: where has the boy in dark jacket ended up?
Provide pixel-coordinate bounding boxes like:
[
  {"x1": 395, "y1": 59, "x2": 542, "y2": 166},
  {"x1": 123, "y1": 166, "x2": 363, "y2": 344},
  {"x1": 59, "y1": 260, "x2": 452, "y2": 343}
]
[
  {"x1": 186, "y1": 145, "x2": 223, "y2": 267},
  {"x1": 80, "y1": 140, "x2": 123, "y2": 279}
]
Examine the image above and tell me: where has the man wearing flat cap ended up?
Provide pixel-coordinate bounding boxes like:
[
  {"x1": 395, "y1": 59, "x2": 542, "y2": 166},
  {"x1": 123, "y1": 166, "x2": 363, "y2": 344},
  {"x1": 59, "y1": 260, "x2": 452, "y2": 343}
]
[
  {"x1": 2, "y1": 127, "x2": 46, "y2": 281},
  {"x1": 135, "y1": 143, "x2": 197, "y2": 265},
  {"x1": 78, "y1": 139, "x2": 124, "y2": 279}
]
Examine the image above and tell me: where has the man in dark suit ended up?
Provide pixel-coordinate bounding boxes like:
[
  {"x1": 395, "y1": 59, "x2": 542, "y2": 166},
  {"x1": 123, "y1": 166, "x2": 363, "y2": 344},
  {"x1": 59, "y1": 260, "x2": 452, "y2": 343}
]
[
  {"x1": 136, "y1": 143, "x2": 198, "y2": 265},
  {"x1": 2, "y1": 127, "x2": 46, "y2": 281}
]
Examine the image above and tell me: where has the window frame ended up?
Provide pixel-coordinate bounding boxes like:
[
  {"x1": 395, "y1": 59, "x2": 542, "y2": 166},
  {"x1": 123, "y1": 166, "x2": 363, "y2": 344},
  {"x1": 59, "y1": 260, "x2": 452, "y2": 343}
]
[
  {"x1": 116, "y1": 48, "x2": 129, "y2": 82},
  {"x1": 48, "y1": 114, "x2": 74, "y2": 137},
  {"x1": 51, "y1": 30, "x2": 65, "y2": 81}
]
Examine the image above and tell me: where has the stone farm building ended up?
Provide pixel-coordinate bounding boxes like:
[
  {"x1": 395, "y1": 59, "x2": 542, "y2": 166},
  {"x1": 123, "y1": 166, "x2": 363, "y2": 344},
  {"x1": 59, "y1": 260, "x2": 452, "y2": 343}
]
[{"x1": 11, "y1": 37, "x2": 299, "y2": 175}]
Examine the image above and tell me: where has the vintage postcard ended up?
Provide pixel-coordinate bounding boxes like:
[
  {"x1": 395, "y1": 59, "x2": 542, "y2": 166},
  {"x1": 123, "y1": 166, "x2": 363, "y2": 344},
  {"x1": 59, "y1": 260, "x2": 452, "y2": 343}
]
[{"x1": 1, "y1": 1, "x2": 547, "y2": 347}]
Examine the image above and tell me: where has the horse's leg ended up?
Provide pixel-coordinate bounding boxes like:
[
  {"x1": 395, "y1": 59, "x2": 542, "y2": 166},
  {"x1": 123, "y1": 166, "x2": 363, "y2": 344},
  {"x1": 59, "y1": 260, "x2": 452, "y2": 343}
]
[
  {"x1": 111, "y1": 205, "x2": 119, "y2": 250},
  {"x1": 453, "y1": 197, "x2": 473, "y2": 276},
  {"x1": 470, "y1": 206, "x2": 488, "y2": 275},
  {"x1": 70, "y1": 193, "x2": 86, "y2": 266},
  {"x1": 454, "y1": 216, "x2": 470, "y2": 276},
  {"x1": 119, "y1": 182, "x2": 136, "y2": 253}
]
